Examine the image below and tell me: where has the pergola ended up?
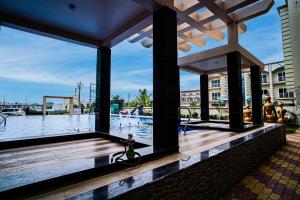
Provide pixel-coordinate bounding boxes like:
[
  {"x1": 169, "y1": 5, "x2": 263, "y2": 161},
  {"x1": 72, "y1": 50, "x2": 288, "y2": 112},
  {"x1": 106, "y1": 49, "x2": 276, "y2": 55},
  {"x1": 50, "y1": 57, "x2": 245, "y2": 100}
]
[
  {"x1": 42, "y1": 96, "x2": 74, "y2": 115},
  {"x1": 0, "y1": 0, "x2": 274, "y2": 152},
  {"x1": 127, "y1": 0, "x2": 273, "y2": 131}
]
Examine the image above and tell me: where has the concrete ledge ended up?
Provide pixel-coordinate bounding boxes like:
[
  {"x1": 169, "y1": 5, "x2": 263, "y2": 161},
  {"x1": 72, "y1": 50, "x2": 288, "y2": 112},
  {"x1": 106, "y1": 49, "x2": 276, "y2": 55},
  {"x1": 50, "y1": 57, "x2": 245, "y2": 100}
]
[{"x1": 113, "y1": 125, "x2": 285, "y2": 200}]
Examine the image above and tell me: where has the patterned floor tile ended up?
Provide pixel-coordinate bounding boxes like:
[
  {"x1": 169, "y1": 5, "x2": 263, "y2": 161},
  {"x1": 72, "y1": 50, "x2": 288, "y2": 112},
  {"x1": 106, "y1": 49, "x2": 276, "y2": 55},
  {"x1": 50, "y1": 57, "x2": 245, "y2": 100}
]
[{"x1": 222, "y1": 130, "x2": 300, "y2": 200}]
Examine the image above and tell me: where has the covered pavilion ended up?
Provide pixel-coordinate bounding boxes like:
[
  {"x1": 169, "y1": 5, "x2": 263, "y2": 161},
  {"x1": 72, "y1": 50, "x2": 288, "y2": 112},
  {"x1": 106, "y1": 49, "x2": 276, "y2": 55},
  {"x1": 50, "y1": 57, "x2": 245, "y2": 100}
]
[{"x1": 0, "y1": 0, "x2": 286, "y2": 199}]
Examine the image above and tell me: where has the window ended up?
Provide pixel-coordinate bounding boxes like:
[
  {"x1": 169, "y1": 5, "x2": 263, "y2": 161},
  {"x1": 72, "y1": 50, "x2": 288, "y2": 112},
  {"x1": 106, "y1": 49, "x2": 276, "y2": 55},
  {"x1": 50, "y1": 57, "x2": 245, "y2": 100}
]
[
  {"x1": 262, "y1": 89, "x2": 269, "y2": 96},
  {"x1": 261, "y1": 74, "x2": 268, "y2": 83},
  {"x1": 212, "y1": 92, "x2": 221, "y2": 100},
  {"x1": 278, "y1": 89, "x2": 295, "y2": 98},
  {"x1": 279, "y1": 88, "x2": 287, "y2": 98},
  {"x1": 211, "y1": 79, "x2": 220, "y2": 87},
  {"x1": 288, "y1": 91, "x2": 294, "y2": 98},
  {"x1": 182, "y1": 98, "x2": 186, "y2": 102},
  {"x1": 278, "y1": 72, "x2": 286, "y2": 82}
]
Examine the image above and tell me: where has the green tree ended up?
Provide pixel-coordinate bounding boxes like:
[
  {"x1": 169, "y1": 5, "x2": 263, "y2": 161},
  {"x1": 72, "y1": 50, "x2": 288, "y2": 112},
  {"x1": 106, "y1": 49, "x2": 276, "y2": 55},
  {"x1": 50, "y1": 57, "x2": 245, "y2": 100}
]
[
  {"x1": 130, "y1": 100, "x2": 138, "y2": 107},
  {"x1": 111, "y1": 94, "x2": 123, "y2": 100},
  {"x1": 136, "y1": 89, "x2": 152, "y2": 107},
  {"x1": 215, "y1": 100, "x2": 224, "y2": 119},
  {"x1": 189, "y1": 100, "x2": 199, "y2": 118}
]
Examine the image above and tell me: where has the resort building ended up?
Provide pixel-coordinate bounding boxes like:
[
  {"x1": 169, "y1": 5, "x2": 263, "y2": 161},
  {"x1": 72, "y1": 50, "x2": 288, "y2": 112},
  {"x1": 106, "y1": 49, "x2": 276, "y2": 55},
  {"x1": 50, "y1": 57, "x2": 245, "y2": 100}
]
[
  {"x1": 180, "y1": 90, "x2": 200, "y2": 106},
  {"x1": 181, "y1": 60, "x2": 296, "y2": 109},
  {"x1": 181, "y1": 74, "x2": 228, "y2": 108},
  {"x1": 278, "y1": 1, "x2": 300, "y2": 105},
  {"x1": 262, "y1": 61, "x2": 296, "y2": 105}
]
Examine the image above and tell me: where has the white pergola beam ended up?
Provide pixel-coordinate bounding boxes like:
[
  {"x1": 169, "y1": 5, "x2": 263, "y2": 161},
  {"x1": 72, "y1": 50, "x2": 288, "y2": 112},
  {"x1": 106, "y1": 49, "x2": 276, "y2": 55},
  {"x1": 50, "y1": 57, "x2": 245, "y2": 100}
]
[
  {"x1": 178, "y1": 44, "x2": 235, "y2": 66},
  {"x1": 127, "y1": 0, "x2": 273, "y2": 52},
  {"x1": 216, "y1": 0, "x2": 260, "y2": 13},
  {"x1": 232, "y1": 0, "x2": 274, "y2": 23}
]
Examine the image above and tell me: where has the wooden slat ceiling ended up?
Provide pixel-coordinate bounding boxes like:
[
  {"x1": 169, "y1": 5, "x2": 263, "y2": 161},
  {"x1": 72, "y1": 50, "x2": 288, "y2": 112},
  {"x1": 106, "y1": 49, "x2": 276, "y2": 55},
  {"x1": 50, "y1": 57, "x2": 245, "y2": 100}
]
[{"x1": 128, "y1": 0, "x2": 274, "y2": 52}]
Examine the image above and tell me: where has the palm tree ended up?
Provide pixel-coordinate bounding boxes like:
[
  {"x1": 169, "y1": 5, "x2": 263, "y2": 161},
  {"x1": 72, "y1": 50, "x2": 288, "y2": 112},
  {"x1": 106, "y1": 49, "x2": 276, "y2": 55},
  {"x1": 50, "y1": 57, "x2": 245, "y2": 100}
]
[
  {"x1": 136, "y1": 89, "x2": 152, "y2": 107},
  {"x1": 189, "y1": 100, "x2": 199, "y2": 115},
  {"x1": 111, "y1": 94, "x2": 123, "y2": 100}
]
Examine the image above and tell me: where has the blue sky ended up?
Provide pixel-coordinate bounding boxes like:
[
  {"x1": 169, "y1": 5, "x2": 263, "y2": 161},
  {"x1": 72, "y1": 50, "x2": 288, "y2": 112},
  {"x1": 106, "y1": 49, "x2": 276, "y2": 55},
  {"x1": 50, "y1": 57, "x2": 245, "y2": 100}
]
[{"x1": 0, "y1": 0, "x2": 285, "y2": 104}]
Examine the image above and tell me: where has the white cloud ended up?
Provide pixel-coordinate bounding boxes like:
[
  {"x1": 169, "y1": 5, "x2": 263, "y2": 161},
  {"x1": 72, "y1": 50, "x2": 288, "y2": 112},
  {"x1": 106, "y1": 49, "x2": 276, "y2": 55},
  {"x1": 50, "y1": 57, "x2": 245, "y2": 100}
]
[
  {"x1": 112, "y1": 40, "x2": 152, "y2": 57},
  {"x1": 0, "y1": 27, "x2": 96, "y2": 86}
]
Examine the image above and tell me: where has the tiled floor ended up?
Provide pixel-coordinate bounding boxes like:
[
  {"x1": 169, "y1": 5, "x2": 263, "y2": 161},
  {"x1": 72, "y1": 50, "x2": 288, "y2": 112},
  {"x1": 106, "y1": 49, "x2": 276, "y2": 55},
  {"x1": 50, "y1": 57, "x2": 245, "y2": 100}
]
[{"x1": 222, "y1": 129, "x2": 300, "y2": 200}]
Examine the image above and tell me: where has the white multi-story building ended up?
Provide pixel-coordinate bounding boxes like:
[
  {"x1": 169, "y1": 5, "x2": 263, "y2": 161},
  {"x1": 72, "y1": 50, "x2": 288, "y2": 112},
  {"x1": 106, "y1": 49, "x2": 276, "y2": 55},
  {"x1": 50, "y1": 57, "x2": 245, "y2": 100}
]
[
  {"x1": 180, "y1": 90, "x2": 200, "y2": 106},
  {"x1": 277, "y1": 1, "x2": 300, "y2": 105},
  {"x1": 181, "y1": 61, "x2": 296, "y2": 107},
  {"x1": 261, "y1": 61, "x2": 295, "y2": 105}
]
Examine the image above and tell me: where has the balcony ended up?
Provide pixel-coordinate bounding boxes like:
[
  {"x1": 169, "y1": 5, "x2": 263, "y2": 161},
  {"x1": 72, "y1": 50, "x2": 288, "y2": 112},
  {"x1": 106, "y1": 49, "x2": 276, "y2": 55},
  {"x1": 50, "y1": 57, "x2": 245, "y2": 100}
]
[{"x1": 277, "y1": 92, "x2": 295, "y2": 99}]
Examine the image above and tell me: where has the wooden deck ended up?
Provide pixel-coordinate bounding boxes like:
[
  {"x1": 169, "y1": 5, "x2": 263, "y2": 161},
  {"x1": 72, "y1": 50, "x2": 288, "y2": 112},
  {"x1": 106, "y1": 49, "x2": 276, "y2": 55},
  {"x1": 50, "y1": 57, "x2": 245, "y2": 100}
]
[
  {"x1": 21, "y1": 125, "x2": 274, "y2": 200},
  {"x1": 0, "y1": 138, "x2": 124, "y2": 192},
  {"x1": 179, "y1": 129, "x2": 238, "y2": 152}
]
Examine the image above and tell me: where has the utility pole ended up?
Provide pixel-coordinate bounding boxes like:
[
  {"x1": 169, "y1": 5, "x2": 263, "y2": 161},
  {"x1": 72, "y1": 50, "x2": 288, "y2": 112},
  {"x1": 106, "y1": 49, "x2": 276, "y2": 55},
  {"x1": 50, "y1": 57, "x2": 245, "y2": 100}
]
[
  {"x1": 127, "y1": 94, "x2": 130, "y2": 107},
  {"x1": 76, "y1": 81, "x2": 83, "y2": 108},
  {"x1": 89, "y1": 83, "x2": 96, "y2": 106},
  {"x1": 89, "y1": 83, "x2": 92, "y2": 106}
]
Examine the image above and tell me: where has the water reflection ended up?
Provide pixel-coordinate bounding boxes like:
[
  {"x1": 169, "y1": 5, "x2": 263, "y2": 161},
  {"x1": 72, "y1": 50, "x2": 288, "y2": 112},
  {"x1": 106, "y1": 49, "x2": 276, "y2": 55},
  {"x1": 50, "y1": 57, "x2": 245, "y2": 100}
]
[{"x1": 0, "y1": 114, "x2": 153, "y2": 142}]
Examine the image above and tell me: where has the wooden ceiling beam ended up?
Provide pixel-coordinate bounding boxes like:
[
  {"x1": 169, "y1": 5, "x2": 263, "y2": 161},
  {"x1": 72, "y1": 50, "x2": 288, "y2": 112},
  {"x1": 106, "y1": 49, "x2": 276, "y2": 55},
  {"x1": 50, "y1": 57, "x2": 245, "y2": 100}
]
[
  {"x1": 102, "y1": 11, "x2": 152, "y2": 47},
  {"x1": 206, "y1": 2, "x2": 233, "y2": 24},
  {"x1": 231, "y1": 0, "x2": 274, "y2": 23},
  {"x1": 128, "y1": 0, "x2": 272, "y2": 53},
  {"x1": 216, "y1": 0, "x2": 260, "y2": 13},
  {"x1": 178, "y1": 44, "x2": 235, "y2": 66},
  {"x1": 180, "y1": 65, "x2": 205, "y2": 75}
]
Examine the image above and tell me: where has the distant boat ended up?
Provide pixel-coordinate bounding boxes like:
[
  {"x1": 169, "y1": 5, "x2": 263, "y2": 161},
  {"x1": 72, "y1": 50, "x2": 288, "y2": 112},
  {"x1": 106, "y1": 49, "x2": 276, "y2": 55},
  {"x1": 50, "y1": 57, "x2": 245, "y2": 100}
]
[{"x1": 0, "y1": 108, "x2": 26, "y2": 116}]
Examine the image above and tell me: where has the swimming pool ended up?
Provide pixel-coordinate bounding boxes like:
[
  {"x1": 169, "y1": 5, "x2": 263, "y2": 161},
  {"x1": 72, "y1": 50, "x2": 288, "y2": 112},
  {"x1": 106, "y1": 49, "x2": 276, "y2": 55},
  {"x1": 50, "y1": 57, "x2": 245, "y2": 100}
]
[
  {"x1": 0, "y1": 114, "x2": 193, "y2": 143},
  {"x1": 0, "y1": 114, "x2": 155, "y2": 142}
]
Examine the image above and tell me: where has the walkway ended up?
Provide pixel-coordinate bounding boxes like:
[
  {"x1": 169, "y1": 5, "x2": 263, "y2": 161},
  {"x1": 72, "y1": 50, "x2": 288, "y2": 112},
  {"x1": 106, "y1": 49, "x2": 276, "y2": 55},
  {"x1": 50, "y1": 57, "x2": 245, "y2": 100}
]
[{"x1": 223, "y1": 129, "x2": 300, "y2": 200}]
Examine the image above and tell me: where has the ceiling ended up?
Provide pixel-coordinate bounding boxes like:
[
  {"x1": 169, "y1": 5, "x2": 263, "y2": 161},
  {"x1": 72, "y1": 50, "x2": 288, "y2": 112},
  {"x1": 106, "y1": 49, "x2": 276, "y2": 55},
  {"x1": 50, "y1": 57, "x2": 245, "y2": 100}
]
[{"x1": 0, "y1": 0, "x2": 152, "y2": 47}]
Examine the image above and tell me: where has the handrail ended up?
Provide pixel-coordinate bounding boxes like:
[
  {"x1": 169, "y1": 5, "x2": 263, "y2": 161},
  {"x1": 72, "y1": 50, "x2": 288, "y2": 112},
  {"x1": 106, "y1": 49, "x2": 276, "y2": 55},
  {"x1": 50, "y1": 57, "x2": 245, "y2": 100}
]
[
  {"x1": 0, "y1": 114, "x2": 7, "y2": 126},
  {"x1": 178, "y1": 106, "x2": 191, "y2": 136}
]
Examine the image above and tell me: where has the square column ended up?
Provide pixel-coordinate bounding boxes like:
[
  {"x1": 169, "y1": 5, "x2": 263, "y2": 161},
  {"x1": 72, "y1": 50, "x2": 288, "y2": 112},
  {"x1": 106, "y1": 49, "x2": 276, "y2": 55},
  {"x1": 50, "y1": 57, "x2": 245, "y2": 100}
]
[
  {"x1": 153, "y1": 6, "x2": 179, "y2": 151},
  {"x1": 95, "y1": 47, "x2": 111, "y2": 133},
  {"x1": 200, "y1": 74, "x2": 209, "y2": 121},
  {"x1": 250, "y1": 65, "x2": 263, "y2": 125},
  {"x1": 227, "y1": 51, "x2": 243, "y2": 130}
]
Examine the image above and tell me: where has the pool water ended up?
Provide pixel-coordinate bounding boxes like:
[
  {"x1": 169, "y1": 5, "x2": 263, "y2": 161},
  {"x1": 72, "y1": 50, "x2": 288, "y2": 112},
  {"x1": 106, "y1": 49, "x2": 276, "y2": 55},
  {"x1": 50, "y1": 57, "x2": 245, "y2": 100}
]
[{"x1": 0, "y1": 114, "x2": 154, "y2": 142}]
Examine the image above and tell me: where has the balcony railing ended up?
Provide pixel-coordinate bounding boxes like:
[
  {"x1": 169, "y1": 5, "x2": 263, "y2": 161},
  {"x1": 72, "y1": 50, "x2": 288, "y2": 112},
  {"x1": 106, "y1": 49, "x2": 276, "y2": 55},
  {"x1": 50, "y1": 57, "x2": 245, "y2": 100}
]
[
  {"x1": 278, "y1": 92, "x2": 294, "y2": 98},
  {"x1": 211, "y1": 84, "x2": 220, "y2": 88},
  {"x1": 278, "y1": 77, "x2": 286, "y2": 82}
]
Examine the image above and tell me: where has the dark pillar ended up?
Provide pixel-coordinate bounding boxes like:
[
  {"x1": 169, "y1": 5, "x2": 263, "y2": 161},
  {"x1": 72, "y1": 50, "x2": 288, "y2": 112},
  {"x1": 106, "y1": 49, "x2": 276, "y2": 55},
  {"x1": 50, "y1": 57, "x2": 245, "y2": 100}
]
[
  {"x1": 250, "y1": 65, "x2": 263, "y2": 125},
  {"x1": 200, "y1": 74, "x2": 209, "y2": 121},
  {"x1": 153, "y1": 6, "x2": 179, "y2": 151},
  {"x1": 95, "y1": 47, "x2": 111, "y2": 133},
  {"x1": 227, "y1": 51, "x2": 243, "y2": 130}
]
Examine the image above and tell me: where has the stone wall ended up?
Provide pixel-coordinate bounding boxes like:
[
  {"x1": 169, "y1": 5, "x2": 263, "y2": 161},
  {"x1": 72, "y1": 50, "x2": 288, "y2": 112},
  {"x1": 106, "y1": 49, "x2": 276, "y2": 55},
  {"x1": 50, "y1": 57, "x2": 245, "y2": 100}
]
[{"x1": 114, "y1": 126, "x2": 285, "y2": 200}]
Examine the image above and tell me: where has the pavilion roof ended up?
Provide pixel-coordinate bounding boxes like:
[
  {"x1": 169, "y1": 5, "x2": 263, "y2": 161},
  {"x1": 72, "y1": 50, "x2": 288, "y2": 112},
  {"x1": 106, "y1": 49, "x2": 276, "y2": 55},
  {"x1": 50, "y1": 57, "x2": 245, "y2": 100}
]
[
  {"x1": 128, "y1": 0, "x2": 274, "y2": 52},
  {"x1": 0, "y1": 0, "x2": 273, "y2": 50},
  {"x1": 0, "y1": 0, "x2": 273, "y2": 75}
]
